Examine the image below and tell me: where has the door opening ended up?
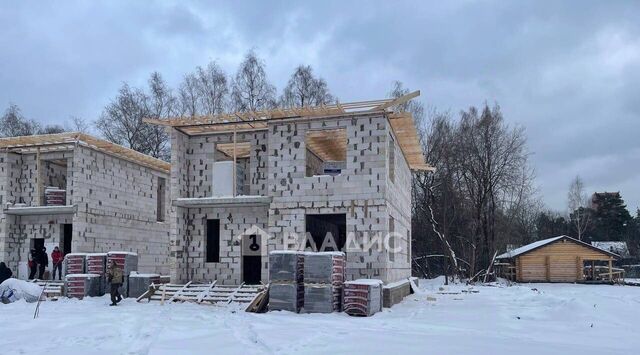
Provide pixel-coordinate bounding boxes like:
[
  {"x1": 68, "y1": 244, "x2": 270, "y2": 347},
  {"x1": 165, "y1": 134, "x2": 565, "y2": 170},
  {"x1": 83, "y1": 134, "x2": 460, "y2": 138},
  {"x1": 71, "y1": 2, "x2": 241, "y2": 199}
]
[
  {"x1": 62, "y1": 224, "x2": 72, "y2": 255},
  {"x1": 242, "y1": 234, "x2": 262, "y2": 284},
  {"x1": 30, "y1": 238, "x2": 45, "y2": 252}
]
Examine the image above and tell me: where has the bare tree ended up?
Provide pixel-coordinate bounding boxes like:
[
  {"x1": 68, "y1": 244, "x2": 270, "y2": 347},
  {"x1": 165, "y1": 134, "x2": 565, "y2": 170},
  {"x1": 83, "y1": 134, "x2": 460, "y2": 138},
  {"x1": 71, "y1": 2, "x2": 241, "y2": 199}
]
[
  {"x1": 456, "y1": 104, "x2": 530, "y2": 275},
  {"x1": 67, "y1": 116, "x2": 91, "y2": 133},
  {"x1": 96, "y1": 82, "x2": 151, "y2": 154},
  {"x1": 568, "y1": 175, "x2": 591, "y2": 240},
  {"x1": 195, "y1": 61, "x2": 228, "y2": 115},
  {"x1": 280, "y1": 65, "x2": 334, "y2": 107},
  {"x1": 178, "y1": 73, "x2": 200, "y2": 117},
  {"x1": 0, "y1": 104, "x2": 41, "y2": 137},
  {"x1": 389, "y1": 81, "x2": 425, "y2": 130},
  {"x1": 38, "y1": 125, "x2": 66, "y2": 134},
  {"x1": 146, "y1": 72, "x2": 174, "y2": 160},
  {"x1": 230, "y1": 50, "x2": 276, "y2": 112}
]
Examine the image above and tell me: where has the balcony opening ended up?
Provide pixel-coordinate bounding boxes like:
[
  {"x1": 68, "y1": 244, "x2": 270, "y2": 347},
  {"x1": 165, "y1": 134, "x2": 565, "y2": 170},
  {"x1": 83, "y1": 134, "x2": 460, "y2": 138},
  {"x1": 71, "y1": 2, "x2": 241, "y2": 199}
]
[
  {"x1": 305, "y1": 128, "x2": 347, "y2": 177},
  {"x1": 42, "y1": 158, "x2": 69, "y2": 206},
  {"x1": 213, "y1": 141, "x2": 251, "y2": 196}
]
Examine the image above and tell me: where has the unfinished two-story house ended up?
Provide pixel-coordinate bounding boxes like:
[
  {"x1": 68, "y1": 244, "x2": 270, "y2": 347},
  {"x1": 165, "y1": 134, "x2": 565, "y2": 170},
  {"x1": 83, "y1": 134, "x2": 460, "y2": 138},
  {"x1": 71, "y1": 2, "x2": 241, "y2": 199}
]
[
  {"x1": 0, "y1": 133, "x2": 171, "y2": 278},
  {"x1": 146, "y1": 91, "x2": 431, "y2": 286}
]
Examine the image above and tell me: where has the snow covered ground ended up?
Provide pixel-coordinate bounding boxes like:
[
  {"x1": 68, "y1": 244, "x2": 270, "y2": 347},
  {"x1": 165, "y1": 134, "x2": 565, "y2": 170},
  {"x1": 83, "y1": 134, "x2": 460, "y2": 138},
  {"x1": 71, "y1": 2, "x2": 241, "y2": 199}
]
[{"x1": 1, "y1": 278, "x2": 639, "y2": 354}]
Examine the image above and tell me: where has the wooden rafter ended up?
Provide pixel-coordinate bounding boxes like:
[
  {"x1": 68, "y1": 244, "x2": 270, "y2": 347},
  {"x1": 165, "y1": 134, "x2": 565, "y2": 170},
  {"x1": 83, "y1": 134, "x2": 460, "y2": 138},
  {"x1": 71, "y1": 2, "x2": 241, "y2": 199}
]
[
  {"x1": 216, "y1": 142, "x2": 251, "y2": 159},
  {"x1": 144, "y1": 92, "x2": 432, "y2": 171},
  {"x1": 305, "y1": 128, "x2": 347, "y2": 162},
  {"x1": 0, "y1": 132, "x2": 170, "y2": 173},
  {"x1": 388, "y1": 112, "x2": 435, "y2": 171}
]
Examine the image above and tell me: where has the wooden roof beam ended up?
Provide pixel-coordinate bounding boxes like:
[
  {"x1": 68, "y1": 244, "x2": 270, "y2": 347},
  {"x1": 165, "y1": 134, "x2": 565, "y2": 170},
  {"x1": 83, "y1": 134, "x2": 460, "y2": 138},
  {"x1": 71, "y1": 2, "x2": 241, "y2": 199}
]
[{"x1": 370, "y1": 90, "x2": 420, "y2": 112}]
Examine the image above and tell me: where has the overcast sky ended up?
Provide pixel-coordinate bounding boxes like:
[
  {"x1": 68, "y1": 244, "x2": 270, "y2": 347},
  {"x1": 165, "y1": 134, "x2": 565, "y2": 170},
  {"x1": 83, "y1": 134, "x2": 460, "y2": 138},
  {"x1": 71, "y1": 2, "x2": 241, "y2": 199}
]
[{"x1": 1, "y1": 1, "x2": 639, "y2": 212}]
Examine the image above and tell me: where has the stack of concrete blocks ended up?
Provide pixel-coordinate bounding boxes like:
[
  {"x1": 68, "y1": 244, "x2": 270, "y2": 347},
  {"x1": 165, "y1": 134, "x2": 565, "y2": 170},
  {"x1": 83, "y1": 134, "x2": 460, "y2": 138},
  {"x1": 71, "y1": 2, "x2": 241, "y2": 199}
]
[
  {"x1": 85, "y1": 253, "x2": 107, "y2": 295},
  {"x1": 64, "y1": 253, "x2": 86, "y2": 275},
  {"x1": 343, "y1": 279, "x2": 383, "y2": 316},
  {"x1": 268, "y1": 251, "x2": 304, "y2": 312},
  {"x1": 65, "y1": 274, "x2": 102, "y2": 299},
  {"x1": 303, "y1": 252, "x2": 345, "y2": 313},
  {"x1": 128, "y1": 272, "x2": 161, "y2": 298},
  {"x1": 107, "y1": 252, "x2": 138, "y2": 297}
]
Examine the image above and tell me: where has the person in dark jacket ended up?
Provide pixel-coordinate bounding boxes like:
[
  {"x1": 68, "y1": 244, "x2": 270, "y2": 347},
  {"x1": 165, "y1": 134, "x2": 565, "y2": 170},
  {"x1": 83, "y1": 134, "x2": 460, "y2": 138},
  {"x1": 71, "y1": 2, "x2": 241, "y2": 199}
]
[
  {"x1": 37, "y1": 247, "x2": 48, "y2": 280},
  {"x1": 106, "y1": 260, "x2": 123, "y2": 306},
  {"x1": 28, "y1": 249, "x2": 38, "y2": 280},
  {"x1": 0, "y1": 262, "x2": 12, "y2": 284},
  {"x1": 51, "y1": 247, "x2": 63, "y2": 280}
]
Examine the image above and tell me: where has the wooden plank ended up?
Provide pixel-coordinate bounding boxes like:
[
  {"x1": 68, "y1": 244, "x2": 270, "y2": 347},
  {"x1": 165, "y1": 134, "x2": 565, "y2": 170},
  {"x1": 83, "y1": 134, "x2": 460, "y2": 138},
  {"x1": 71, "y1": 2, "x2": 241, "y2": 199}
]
[{"x1": 545, "y1": 256, "x2": 550, "y2": 282}]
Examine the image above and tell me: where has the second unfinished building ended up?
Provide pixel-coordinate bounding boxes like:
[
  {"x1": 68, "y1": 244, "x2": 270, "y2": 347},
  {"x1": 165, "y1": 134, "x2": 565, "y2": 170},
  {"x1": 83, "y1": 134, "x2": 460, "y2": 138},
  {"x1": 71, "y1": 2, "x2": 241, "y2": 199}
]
[{"x1": 0, "y1": 133, "x2": 171, "y2": 278}]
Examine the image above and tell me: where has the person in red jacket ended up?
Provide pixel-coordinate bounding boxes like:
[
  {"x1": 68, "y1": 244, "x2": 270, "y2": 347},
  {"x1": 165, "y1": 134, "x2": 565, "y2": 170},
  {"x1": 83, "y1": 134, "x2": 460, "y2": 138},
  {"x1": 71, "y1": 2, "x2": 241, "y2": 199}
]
[{"x1": 51, "y1": 246, "x2": 63, "y2": 280}]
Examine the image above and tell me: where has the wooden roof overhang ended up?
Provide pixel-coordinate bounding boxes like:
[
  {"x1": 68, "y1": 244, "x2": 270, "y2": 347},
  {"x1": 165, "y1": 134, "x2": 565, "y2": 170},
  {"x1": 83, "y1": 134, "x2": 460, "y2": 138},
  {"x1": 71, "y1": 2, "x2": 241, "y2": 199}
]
[
  {"x1": 0, "y1": 132, "x2": 170, "y2": 173},
  {"x1": 503, "y1": 235, "x2": 620, "y2": 260},
  {"x1": 145, "y1": 91, "x2": 434, "y2": 171}
]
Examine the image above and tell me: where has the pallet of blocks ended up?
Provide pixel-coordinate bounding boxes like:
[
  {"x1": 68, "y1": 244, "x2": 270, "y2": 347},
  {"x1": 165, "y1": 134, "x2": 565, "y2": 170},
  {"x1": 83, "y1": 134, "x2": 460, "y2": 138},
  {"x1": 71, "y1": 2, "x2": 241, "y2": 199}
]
[
  {"x1": 63, "y1": 253, "x2": 87, "y2": 275},
  {"x1": 44, "y1": 187, "x2": 66, "y2": 206},
  {"x1": 85, "y1": 253, "x2": 108, "y2": 294},
  {"x1": 65, "y1": 274, "x2": 102, "y2": 299},
  {"x1": 302, "y1": 252, "x2": 345, "y2": 313},
  {"x1": 343, "y1": 279, "x2": 383, "y2": 316},
  {"x1": 128, "y1": 273, "x2": 161, "y2": 299},
  {"x1": 107, "y1": 252, "x2": 138, "y2": 297},
  {"x1": 269, "y1": 250, "x2": 304, "y2": 312}
]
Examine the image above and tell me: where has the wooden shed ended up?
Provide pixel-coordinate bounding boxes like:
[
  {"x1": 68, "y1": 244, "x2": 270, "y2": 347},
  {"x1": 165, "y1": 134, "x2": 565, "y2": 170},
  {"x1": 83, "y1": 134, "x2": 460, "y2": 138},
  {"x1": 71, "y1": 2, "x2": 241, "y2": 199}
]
[{"x1": 496, "y1": 235, "x2": 620, "y2": 283}]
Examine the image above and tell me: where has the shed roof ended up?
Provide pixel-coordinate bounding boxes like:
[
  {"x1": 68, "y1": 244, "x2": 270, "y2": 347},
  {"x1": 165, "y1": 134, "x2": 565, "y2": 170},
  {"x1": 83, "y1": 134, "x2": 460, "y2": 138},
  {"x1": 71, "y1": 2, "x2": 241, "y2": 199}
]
[
  {"x1": 144, "y1": 91, "x2": 433, "y2": 171},
  {"x1": 0, "y1": 132, "x2": 170, "y2": 173},
  {"x1": 496, "y1": 235, "x2": 620, "y2": 259}
]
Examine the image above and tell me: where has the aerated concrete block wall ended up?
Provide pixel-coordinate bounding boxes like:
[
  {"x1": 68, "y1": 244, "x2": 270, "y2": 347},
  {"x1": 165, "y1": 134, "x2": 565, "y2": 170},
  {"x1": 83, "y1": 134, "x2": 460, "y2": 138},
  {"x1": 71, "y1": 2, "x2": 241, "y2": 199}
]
[
  {"x1": 0, "y1": 151, "x2": 75, "y2": 272},
  {"x1": 169, "y1": 129, "x2": 270, "y2": 283},
  {"x1": 71, "y1": 146, "x2": 170, "y2": 274},
  {"x1": 173, "y1": 206, "x2": 268, "y2": 284},
  {"x1": 0, "y1": 146, "x2": 171, "y2": 276},
  {"x1": 169, "y1": 113, "x2": 414, "y2": 284},
  {"x1": 385, "y1": 126, "x2": 413, "y2": 281},
  {"x1": 266, "y1": 113, "x2": 409, "y2": 283}
]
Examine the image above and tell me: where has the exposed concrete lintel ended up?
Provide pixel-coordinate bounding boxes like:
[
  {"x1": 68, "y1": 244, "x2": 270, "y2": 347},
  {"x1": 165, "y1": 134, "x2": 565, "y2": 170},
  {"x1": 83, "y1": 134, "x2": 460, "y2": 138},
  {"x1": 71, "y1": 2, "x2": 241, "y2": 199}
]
[
  {"x1": 4, "y1": 204, "x2": 77, "y2": 216},
  {"x1": 172, "y1": 196, "x2": 273, "y2": 208}
]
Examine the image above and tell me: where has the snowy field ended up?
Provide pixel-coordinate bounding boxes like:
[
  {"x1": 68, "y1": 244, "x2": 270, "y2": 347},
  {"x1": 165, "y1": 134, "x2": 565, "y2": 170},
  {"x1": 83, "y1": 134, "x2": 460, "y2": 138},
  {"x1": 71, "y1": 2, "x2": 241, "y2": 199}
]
[{"x1": 1, "y1": 278, "x2": 639, "y2": 355}]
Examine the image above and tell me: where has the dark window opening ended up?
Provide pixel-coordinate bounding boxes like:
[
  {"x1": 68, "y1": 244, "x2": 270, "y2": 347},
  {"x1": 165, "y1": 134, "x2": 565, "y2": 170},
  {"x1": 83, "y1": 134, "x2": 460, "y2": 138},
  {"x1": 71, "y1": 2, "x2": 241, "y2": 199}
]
[
  {"x1": 157, "y1": 177, "x2": 166, "y2": 222},
  {"x1": 305, "y1": 214, "x2": 347, "y2": 252},
  {"x1": 206, "y1": 219, "x2": 220, "y2": 263}
]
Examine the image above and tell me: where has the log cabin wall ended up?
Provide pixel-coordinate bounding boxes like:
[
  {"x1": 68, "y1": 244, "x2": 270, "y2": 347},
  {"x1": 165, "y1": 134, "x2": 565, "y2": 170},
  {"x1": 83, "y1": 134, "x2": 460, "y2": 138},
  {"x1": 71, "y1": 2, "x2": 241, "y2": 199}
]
[{"x1": 516, "y1": 239, "x2": 613, "y2": 282}]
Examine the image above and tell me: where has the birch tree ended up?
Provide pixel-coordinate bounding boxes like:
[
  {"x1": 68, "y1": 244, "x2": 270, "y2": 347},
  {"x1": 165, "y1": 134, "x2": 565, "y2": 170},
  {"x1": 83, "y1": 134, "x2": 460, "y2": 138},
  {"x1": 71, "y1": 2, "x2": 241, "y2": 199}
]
[
  {"x1": 280, "y1": 65, "x2": 334, "y2": 107},
  {"x1": 568, "y1": 175, "x2": 591, "y2": 240},
  {"x1": 230, "y1": 50, "x2": 276, "y2": 112}
]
